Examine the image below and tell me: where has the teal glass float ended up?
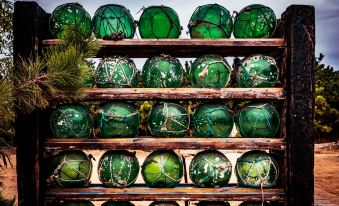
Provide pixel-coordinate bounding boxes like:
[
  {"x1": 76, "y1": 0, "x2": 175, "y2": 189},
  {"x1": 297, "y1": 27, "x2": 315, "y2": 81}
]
[
  {"x1": 92, "y1": 4, "x2": 135, "y2": 39},
  {"x1": 102, "y1": 202, "x2": 135, "y2": 206},
  {"x1": 149, "y1": 202, "x2": 180, "y2": 206},
  {"x1": 190, "y1": 55, "x2": 231, "y2": 88},
  {"x1": 62, "y1": 201, "x2": 94, "y2": 206},
  {"x1": 235, "y1": 103, "x2": 280, "y2": 138},
  {"x1": 48, "y1": 150, "x2": 92, "y2": 188},
  {"x1": 50, "y1": 3, "x2": 92, "y2": 39},
  {"x1": 50, "y1": 105, "x2": 93, "y2": 138},
  {"x1": 98, "y1": 102, "x2": 140, "y2": 138},
  {"x1": 192, "y1": 103, "x2": 233, "y2": 137},
  {"x1": 236, "y1": 55, "x2": 279, "y2": 88},
  {"x1": 239, "y1": 202, "x2": 271, "y2": 206},
  {"x1": 188, "y1": 4, "x2": 233, "y2": 38},
  {"x1": 189, "y1": 150, "x2": 232, "y2": 188},
  {"x1": 95, "y1": 56, "x2": 137, "y2": 88},
  {"x1": 141, "y1": 150, "x2": 183, "y2": 188},
  {"x1": 234, "y1": 4, "x2": 276, "y2": 38},
  {"x1": 236, "y1": 150, "x2": 279, "y2": 188},
  {"x1": 98, "y1": 150, "x2": 139, "y2": 188},
  {"x1": 142, "y1": 55, "x2": 184, "y2": 88},
  {"x1": 139, "y1": 6, "x2": 181, "y2": 38},
  {"x1": 197, "y1": 202, "x2": 230, "y2": 206},
  {"x1": 148, "y1": 102, "x2": 190, "y2": 137}
]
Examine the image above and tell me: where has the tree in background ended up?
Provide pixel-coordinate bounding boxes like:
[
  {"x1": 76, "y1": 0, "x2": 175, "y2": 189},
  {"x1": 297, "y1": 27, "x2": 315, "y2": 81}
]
[{"x1": 0, "y1": 0, "x2": 13, "y2": 79}]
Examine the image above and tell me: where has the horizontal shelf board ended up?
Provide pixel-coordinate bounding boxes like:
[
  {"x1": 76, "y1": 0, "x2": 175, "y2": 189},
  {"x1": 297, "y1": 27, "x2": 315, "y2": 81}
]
[
  {"x1": 44, "y1": 137, "x2": 286, "y2": 151},
  {"x1": 53, "y1": 88, "x2": 285, "y2": 101},
  {"x1": 42, "y1": 38, "x2": 286, "y2": 57},
  {"x1": 44, "y1": 184, "x2": 286, "y2": 201}
]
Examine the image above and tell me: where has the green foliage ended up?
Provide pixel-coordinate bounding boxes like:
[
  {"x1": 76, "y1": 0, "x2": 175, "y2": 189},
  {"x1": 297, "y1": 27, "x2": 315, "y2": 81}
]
[{"x1": 0, "y1": 0, "x2": 13, "y2": 80}]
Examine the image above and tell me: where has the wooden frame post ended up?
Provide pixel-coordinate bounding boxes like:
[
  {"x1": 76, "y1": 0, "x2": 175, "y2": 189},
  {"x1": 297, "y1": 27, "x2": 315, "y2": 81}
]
[{"x1": 282, "y1": 5, "x2": 315, "y2": 206}]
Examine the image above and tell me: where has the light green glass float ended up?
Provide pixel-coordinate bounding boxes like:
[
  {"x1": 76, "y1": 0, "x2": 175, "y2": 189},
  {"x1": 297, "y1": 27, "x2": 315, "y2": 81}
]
[
  {"x1": 149, "y1": 202, "x2": 180, "y2": 206},
  {"x1": 92, "y1": 4, "x2": 135, "y2": 39},
  {"x1": 234, "y1": 4, "x2": 276, "y2": 38},
  {"x1": 50, "y1": 3, "x2": 92, "y2": 39},
  {"x1": 188, "y1": 4, "x2": 233, "y2": 39},
  {"x1": 98, "y1": 150, "x2": 139, "y2": 188},
  {"x1": 141, "y1": 150, "x2": 183, "y2": 188},
  {"x1": 142, "y1": 55, "x2": 184, "y2": 88},
  {"x1": 235, "y1": 103, "x2": 280, "y2": 138},
  {"x1": 236, "y1": 55, "x2": 279, "y2": 88},
  {"x1": 148, "y1": 102, "x2": 190, "y2": 137},
  {"x1": 190, "y1": 55, "x2": 231, "y2": 88},
  {"x1": 192, "y1": 103, "x2": 233, "y2": 137},
  {"x1": 139, "y1": 6, "x2": 181, "y2": 39},
  {"x1": 102, "y1": 202, "x2": 135, "y2": 206},
  {"x1": 95, "y1": 57, "x2": 137, "y2": 88},
  {"x1": 189, "y1": 150, "x2": 232, "y2": 188},
  {"x1": 197, "y1": 202, "x2": 230, "y2": 206},
  {"x1": 62, "y1": 201, "x2": 94, "y2": 206},
  {"x1": 239, "y1": 202, "x2": 271, "y2": 206},
  {"x1": 50, "y1": 105, "x2": 93, "y2": 138},
  {"x1": 98, "y1": 102, "x2": 140, "y2": 138},
  {"x1": 47, "y1": 150, "x2": 92, "y2": 188},
  {"x1": 235, "y1": 150, "x2": 279, "y2": 188}
]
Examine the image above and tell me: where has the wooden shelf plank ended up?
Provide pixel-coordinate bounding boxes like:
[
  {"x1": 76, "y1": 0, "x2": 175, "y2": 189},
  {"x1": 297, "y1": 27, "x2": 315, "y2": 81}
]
[
  {"x1": 44, "y1": 184, "x2": 286, "y2": 201},
  {"x1": 42, "y1": 38, "x2": 286, "y2": 57},
  {"x1": 44, "y1": 137, "x2": 286, "y2": 151},
  {"x1": 52, "y1": 88, "x2": 285, "y2": 101}
]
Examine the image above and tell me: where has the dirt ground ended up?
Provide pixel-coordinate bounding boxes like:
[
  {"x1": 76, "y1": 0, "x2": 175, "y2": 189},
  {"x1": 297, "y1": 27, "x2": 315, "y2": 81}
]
[{"x1": 0, "y1": 148, "x2": 338, "y2": 206}]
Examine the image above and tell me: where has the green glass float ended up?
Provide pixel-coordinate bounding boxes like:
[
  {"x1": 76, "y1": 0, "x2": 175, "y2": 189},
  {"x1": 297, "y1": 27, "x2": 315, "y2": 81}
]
[
  {"x1": 189, "y1": 150, "x2": 232, "y2": 188},
  {"x1": 62, "y1": 201, "x2": 94, "y2": 206},
  {"x1": 234, "y1": 4, "x2": 277, "y2": 38},
  {"x1": 190, "y1": 55, "x2": 231, "y2": 88},
  {"x1": 48, "y1": 150, "x2": 92, "y2": 188},
  {"x1": 50, "y1": 3, "x2": 92, "y2": 39},
  {"x1": 142, "y1": 55, "x2": 184, "y2": 88},
  {"x1": 92, "y1": 4, "x2": 135, "y2": 39},
  {"x1": 139, "y1": 6, "x2": 181, "y2": 39},
  {"x1": 50, "y1": 105, "x2": 93, "y2": 138},
  {"x1": 197, "y1": 202, "x2": 230, "y2": 206},
  {"x1": 235, "y1": 150, "x2": 279, "y2": 188},
  {"x1": 239, "y1": 202, "x2": 271, "y2": 206},
  {"x1": 98, "y1": 102, "x2": 140, "y2": 138},
  {"x1": 192, "y1": 103, "x2": 233, "y2": 138},
  {"x1": 188, "y1": 4, "x2": 233, "y2": 39},
  {"x1": 148, "y1": 102, "x2": 190, "y2": 137},
  {"x1": 95, "y1": 56, "x2": 137, "y2": 88},
  {"x1": 141, "y1": 150, "x2": 183, "y2": 188},
  {"x1": 98, "y1": 150, "x2": 139, "y2": 188},
  {"x1": 235, "y1": 103, "x2": 280, "y2": 138},
  {"x1": 102, "y1": 202, "x2": 135, "y2": 206},
  {"x1": 236, "y1": 55, "x2": 279, "y2": 88},
  {"x1": 149, "y1": 202, "x2": 180, "y2": 206}
]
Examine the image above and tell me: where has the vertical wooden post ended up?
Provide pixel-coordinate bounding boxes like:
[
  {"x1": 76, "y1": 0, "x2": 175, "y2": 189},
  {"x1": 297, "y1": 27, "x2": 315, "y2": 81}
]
[
  {"x1": 282, "y1": 5, "x2": 315, "y2": 206},
  {"x1": 13, "y1": 2, "x2": 50, "y2": 206}
]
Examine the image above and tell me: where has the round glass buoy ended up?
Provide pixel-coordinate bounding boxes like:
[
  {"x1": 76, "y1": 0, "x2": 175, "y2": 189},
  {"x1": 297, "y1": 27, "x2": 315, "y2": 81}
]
[
  {"x1": 149, "y1": 202, "x2": 180, "y2": 206},
  {"x1": 62, "y1": 201, "x2": 94, "y2": 206}
]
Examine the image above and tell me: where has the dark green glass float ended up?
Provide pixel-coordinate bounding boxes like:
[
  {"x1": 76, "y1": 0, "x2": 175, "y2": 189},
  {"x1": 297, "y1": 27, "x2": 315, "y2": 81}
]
[
  {"x1": 188, "y1": 4, "x2": 233, "y2": 39},
  {"x1": 234, "y1": 4, "x2": 276, "y2": 38},
  {"x1": 235, "y1": 103, "x2": 280, "y2": 138},
  {"x1": 142, "y1": 150, "x2": 183, "y2": 188},
  {"x1": 102, "y1": 202, "x2": 135, "y2": 206},
  {"x1": 190, "y1": 55, "x2": 231, "y2": 88},
  {"x1": 50, "y1": 3, "x2": 92, "y2": 39},
  {"x1": 235, "y1": 150, "x2": 279, "y2": 188},
  {"x1": 50, "y1": 105, "x2": 93, "y2": 138},
  {"x1": 192, "y1": 103, "x2": 233, "y2": 137},
  {"x1": 98, "y1": 150, "x2": 139, "y2": 188},
  {"x1": 239, "y1": 202, "x2": 271, "y2": 206},
  {"x1": 236, "y1": 55, "x2": 279, "y2": 88},
  {"x1": 92, "y1": 4, "x2": 135, "y2": 39},
  {"x1": 148, "y1": 102, "x2": 190, "y2": 137},
  {"x1": 149, "y1": 202, "x2": 180, "y2": 206},
  {"x1": 189, "y1": 150, "x2": 232, "y2": 188},
  {"x1": 48, "y1": 150, "x2": 92, "y2": 188},
  {"x1": 139, "y1": 6, "x2": 181, "y2": 39},
  {"x1": 61, "y1": 201, "x2": 94, "y2": 206},
  {"x1": 197, "y1": 201, "x2": 230, "y2": 206},
  {"x1": 142, "y1": 55, "x2": 184, "y2": 88},
  {"x1": 95, "y1": 57, "x2": 137, "y2": 88},
  {"x1": 98, "y1": 102, "x2": 140, "y2": 138}
]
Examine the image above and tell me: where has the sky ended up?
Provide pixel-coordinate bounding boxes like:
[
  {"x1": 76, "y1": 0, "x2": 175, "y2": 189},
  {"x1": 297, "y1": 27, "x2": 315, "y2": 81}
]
[{"x1": 18, "y1": 0, "x2": 339, "y2": 70}]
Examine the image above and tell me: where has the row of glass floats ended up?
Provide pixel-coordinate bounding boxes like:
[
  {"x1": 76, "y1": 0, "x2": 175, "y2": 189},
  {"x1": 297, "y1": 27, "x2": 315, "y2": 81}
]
[{"x1": 50, "y1": 3, "x2": 277, "y2": 39}]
